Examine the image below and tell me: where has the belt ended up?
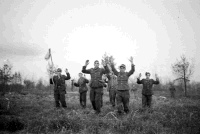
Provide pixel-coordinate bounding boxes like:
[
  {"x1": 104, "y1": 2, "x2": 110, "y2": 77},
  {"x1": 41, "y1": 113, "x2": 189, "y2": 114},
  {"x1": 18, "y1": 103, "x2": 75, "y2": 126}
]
[
  {"x1": 117, "y1": 90, "x2": 128, "y2": 92},
  {"x1": 91, "y1": 87, "x2": 102, "y2": 89}
]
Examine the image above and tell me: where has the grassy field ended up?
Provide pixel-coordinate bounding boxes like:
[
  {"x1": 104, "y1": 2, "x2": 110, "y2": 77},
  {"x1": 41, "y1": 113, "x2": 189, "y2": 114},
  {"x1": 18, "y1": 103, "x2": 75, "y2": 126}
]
[{"x1": 0, "y1": 87, "x2": 200, "y2": 134}]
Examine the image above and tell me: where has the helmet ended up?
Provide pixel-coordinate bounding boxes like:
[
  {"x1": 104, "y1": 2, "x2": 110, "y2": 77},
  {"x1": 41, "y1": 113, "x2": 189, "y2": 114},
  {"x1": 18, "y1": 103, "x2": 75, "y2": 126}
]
[{"x1": 119, "y1": 64, "x2": 126, "y2": 69}]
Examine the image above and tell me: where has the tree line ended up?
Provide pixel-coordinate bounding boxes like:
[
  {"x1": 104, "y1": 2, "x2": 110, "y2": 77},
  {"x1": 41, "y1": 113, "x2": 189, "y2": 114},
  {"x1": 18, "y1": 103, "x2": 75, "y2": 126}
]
[
  {"x1": 0, "y1": 61, "x2": 49, "y2": 95},
  {"x1": 0, "y1": 54, "x2": 196, "y2": 97}
]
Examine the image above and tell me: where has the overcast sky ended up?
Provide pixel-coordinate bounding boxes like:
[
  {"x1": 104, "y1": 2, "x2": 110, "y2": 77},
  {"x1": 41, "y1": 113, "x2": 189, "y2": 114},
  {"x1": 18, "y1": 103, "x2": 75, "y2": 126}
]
[{"x1": 0, "y1": 0, "x2": 199, "y2": 83}]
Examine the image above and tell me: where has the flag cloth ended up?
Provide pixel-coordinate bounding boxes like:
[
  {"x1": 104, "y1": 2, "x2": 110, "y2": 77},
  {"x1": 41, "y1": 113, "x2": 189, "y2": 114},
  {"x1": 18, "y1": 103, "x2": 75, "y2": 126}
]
[{"x1": 45, "y1": 49, "x2": 51, "y2": 60}]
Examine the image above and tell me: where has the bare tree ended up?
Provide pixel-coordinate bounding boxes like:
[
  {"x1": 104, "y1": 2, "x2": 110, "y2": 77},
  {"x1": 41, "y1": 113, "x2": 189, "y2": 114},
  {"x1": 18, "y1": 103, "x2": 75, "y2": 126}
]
[
  {"x1": 102, "y1": 52, "x2": 116, "y2": 66},
  {"x1": 172, "y1": 55, "x2": 194, "y2": 96},
  {"x1": 101, "y1": 52, "x2": 116, "y2": 73}
]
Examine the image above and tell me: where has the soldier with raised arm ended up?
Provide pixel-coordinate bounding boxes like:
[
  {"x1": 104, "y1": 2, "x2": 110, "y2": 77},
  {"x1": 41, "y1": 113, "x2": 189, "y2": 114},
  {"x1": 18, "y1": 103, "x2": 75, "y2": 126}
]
[
  {"x1": 50, "y1": 68, "x2": 71, "y2": 108},
  {"x1": 110, "y1": 56, "x2": 135, "y2": 114},
  {"x1": 82, "y1": 60, "x2": 108, "y2": 114},
  {"x1": 74, "y1": 73, "x2": 89, "y2": 108},
  {"x1": 137, "y1": 72, "x2": 159, "y2": 108}
]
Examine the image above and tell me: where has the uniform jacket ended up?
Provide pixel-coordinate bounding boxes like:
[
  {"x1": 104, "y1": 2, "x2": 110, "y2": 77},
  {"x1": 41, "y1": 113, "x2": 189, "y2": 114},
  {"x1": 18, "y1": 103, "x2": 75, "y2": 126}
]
[
  {"x1": 74, "y1": 77, "x2": 89, "y2": 93},
  {"x1": 137, "y1": 78, "x2": 159, "y2": 95},
  {"x1": 111, "y1": 64, "x2": 135, "y2": 91},
  {"x1": 50, "y1": 73, "x2": 71, "y2": 91},
  {"x1": 82, "y1": 66, "x2": 108, "y2": 88}
]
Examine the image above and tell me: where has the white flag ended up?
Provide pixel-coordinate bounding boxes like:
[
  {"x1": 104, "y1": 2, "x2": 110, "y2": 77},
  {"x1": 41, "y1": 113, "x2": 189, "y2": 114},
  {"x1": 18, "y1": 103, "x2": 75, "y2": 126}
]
[{"x1": 45, "y1": 49, "x2": 51, "y2": 60}]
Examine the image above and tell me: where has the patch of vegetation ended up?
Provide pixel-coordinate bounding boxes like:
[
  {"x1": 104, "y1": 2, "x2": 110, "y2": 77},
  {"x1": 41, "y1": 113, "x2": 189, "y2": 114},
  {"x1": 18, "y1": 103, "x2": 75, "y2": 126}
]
[{"x1": 0, "y1": 83, "x2": 199, "y2": 134}]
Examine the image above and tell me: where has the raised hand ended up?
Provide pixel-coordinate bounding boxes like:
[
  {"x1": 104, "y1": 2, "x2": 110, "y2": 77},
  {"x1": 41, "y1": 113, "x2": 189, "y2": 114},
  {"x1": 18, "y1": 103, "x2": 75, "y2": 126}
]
[
  {"x1": 65, "y1": 68, "x2": 68, "y2": 73},
  {"x1": 85, "y1": 60, "x2": 89, "y2": 66},
  {"x1": 128, "y1": 56, "x2": 134, "y2": 64}
]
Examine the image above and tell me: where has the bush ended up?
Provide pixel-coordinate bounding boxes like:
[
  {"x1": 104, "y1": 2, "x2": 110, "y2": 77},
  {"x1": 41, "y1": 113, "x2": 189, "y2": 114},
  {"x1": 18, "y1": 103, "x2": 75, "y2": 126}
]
[
  {"x1": 9, "y1": 84, "x2": 24, "y2": 93},
  {"x1": 0, "y1": 84, "x2": 8, "y2": 95},
  {"x1": 36, "y1": 78, "x2": 46, "y2": 90},
  {"x1": 0, "y1": 83, "x2": 24, "y2": 95},
  {"x1": 24, "y1": 79, "x2": 35, "y2": 89}
]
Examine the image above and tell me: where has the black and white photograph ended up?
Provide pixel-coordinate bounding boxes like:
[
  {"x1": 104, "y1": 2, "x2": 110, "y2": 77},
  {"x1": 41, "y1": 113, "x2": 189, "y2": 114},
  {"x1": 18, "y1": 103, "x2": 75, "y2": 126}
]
[{"x1": 0, "y1": 0, "x2": 200, "y2": 133}]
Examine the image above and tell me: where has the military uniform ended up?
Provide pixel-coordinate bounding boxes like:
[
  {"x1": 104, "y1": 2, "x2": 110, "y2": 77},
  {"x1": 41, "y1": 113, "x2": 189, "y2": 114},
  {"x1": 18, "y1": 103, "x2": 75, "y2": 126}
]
[
  {"x1": 137, "y1": 78, "x2": 159, "y2": 108},
  {"x1": 111, "y1": 64, "x2": 135, "y2": 114},
  {"x1": 50, "y1": 73, "x2": 71, "y2": 107},
  {"x1": 74, "y1": 77, "x2": 89, "y2": 108},
  {"x1": 82, "y1": 66, "x2": 108, "y2": 113},
  {"x1": 107, "y1": 73, "x2": 118, "y2": 107}
]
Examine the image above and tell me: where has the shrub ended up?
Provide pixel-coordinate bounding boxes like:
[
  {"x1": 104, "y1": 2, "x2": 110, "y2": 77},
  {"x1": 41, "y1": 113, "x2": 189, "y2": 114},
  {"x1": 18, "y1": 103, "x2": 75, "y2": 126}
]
[{"x1": 24, "y1": 79, "x2": 35, "y2": 89}]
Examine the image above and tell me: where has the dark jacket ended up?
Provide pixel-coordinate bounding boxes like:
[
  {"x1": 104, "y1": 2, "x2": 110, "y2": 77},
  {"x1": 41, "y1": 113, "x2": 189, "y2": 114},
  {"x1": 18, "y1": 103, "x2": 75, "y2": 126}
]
[
  {"x1": 82, "y1": 66, "x2": 108, "y2": 88},
  {"x1": 137, "y1": 78, "x2": 159, "y2": 95},
  {"x1": 111, "y1": 64, "x2": 135, "y2": 91},
  {"x1": 50, "y1": 73, "x2": 71, "y2": 91},
  {"x1": 74, "y1": 77, "x2": 89, "y2": 93}
]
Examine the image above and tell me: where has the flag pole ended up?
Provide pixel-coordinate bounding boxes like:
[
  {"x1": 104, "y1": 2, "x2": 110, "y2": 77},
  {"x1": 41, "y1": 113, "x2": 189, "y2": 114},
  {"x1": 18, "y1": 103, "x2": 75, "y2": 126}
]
[
  {"x1": 50, "y1": 48, "x2": 54, "y2": 66},
  {"x1": 49, "y1": 48, "x2": 55, "y2": 85}
]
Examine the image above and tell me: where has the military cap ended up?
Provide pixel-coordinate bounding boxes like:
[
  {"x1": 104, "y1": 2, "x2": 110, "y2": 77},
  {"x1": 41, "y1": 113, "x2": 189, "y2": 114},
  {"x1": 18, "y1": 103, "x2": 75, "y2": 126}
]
[
  {"x1": 94, "y1": 60, "x2": 99, "y2": 63},
  {"x1": 145, "y1": 72, "x2": 150, "y2": 76},
  {"x1": 57, "y1": 68, "x2": 62, "y2": 72},
  {"x1": 120, "y1": 64, "x2": 126, "y2": 68}
]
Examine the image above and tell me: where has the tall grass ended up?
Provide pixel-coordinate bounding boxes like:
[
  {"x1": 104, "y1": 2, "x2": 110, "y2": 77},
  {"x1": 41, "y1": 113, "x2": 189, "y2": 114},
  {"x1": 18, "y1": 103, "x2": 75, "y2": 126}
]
[{"x1": 0, "y1": 81, "x2": 200, "y2": 134}]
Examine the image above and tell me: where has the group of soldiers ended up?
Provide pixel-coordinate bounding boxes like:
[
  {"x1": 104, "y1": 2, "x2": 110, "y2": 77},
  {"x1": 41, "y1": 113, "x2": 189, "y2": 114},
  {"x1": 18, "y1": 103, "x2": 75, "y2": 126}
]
[{"x1": 50, "y1": 57, "x2": 161, "y2": 115}]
